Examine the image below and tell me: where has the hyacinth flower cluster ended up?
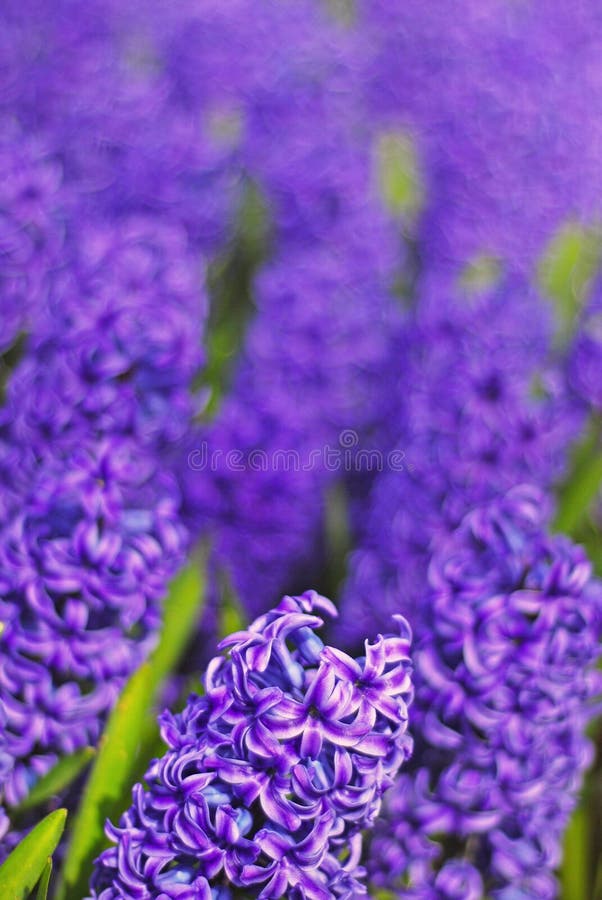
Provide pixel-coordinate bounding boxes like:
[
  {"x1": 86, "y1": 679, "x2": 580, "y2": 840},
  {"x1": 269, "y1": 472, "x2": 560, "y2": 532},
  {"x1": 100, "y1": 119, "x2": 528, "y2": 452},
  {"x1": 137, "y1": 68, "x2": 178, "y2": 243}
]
[
  {"x1": 354, "y1": 0, "x2": 602, "y2": 276},
  {"x1": 0, "y1": 442, "x2": 186, "y2": 812},
  {"x1": 0, "y1": 161, "x2": 209, "y2": 864},
  {"x1": 0, "y1": 0, "x2": 407, "y2": 626},
  {"x1": 0, "y1": 0, "x2": 241, "y2": 257},
  {"x1": 177, "y1": 0, "x2": 404, "y2": 616},
  {"x1": 90, "y1": 591, "x2": 414, "y2": 899},
  {"x1": 0, "y1": 123, "x2": 67, "y2": 354},
  {"x1": 1, "y1": 214, "x2": 207, "y2": 458},
  {"x1": 190, "y1": 228, "x2": 402, "y2": 619},
  {"x1": 0, "y1": 270, "x2": 203, "y2": 846},
  {"x1": 337, "y1": 270, "x2": 578, "y2": 645},
  {"x1": 0, "y1": 210, "x2": 208, "y2": 822},
  {"x1": 366, "y1": 487, "x2": 602, "y2": 897}
]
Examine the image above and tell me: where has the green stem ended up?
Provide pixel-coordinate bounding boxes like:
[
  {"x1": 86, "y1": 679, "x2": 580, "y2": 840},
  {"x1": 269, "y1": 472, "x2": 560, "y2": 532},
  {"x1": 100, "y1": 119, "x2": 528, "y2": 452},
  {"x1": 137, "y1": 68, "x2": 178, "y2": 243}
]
[
  {"x1": 553, "y1": 415, "x2": 602, "y2": 536},
  {"x1": 561, "y1": 804, "x2": 590, "y2": 900}
]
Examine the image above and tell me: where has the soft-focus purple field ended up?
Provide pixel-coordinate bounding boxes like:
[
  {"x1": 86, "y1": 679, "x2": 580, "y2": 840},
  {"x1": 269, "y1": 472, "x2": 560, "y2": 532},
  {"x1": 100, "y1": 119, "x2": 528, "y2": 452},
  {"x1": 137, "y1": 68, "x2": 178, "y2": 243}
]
[{"x1": 1, "y1": 2, "x2": 602, "y2": 898}]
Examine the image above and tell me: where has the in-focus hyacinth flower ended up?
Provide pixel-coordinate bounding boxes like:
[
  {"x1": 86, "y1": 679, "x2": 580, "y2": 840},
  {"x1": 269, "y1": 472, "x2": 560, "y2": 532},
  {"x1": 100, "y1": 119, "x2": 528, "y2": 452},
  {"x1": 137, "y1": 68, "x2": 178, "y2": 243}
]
[
  {"x1": 366, "y1": 487, "x2": 602, "y2": 898},
  {"x1": 90, "y1": 591, "x2": 414, "y2": 899},
  {"x1": 0, "y1": 441, "x2": 186, "y2": 813}
]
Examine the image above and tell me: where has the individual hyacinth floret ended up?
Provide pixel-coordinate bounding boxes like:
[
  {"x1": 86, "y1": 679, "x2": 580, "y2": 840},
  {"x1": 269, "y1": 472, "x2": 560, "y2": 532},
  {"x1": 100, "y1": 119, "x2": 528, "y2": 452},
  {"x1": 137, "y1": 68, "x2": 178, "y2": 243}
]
[
  {"x1": 366, "y1": 486, "x2": 602, "y2": 898},
  {"x1": 91, "y1": 590, "x2": 414, "y2": 899}
]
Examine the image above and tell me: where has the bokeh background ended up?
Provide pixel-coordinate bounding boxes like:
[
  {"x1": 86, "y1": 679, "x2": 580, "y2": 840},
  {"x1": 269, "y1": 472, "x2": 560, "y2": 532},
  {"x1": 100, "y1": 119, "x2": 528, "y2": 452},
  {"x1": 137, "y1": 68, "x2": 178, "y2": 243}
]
[{"x1": 1, "y1": 1, "x2": 602, "y2": 898}]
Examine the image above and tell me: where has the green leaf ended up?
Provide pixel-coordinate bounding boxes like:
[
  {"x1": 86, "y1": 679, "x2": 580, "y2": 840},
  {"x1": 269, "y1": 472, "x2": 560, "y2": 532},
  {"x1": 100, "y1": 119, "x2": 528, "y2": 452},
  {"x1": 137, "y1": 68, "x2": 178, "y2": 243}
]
[
  {"x1": 595, "y1": 855, "x2": 602, "y2": 900},
  {"x1": 574, "y1": 518, "x2": 602, "y2": 577},
  {"x1": 561, "y1": 804, "x2": 589, "y2": 900},
  {"x1": 35, "y1": 859, "x2": 52, "y2": 900},
  {"x1": 55, "y1": 663, "x2": 154, "y2": 900},
  {"x1": 199, "y1": 180, "x2": 270, "y2": 419},
  {"x1": 17, "y1": 747, "x2": 95, "y2": 812},
  {"x1": 375, "y1": 130, "x2": 422, "y2": 221},
  {"x1": 0, "y1": 808, "x2": 66, "y2": 900},
  {"x1": 323, "y1": 480, "x2": 352, "y2": 599},
  {"x1": 57, "y1": 558, "x2": 206, "y2": 900},
  {"x1": 325, "y1": 0, "x2": 355, "y2": 25},
  {"x1": 216, "y1": 568, "x2": 247, "y2": 639},
  {"x1": 128, "y1": 557, "x2": 209, "y2": 787},
  {"x1": 147, "y1": 557, "x2": 205, "y2": 690},
  {"x1": 554, "y1": 415, "x2": 602, "y2": 536},
  {"x1": 459, "y1": 254, "x2": 502, "y2": 295},
  {"x1": 0, "y1": 332, "x2": 28, "y2": 406},
  {"x1": 128, "y1": 555, "x2": 209, "y2": 786},
  {"x1": 538, "y1": 223, "x2": 602, "y2": 345}
]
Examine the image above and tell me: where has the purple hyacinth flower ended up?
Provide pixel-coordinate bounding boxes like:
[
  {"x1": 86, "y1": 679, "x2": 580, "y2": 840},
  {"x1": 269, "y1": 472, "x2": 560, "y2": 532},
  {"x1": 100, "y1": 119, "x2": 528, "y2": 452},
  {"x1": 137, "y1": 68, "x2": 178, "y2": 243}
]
[
  {"x1": 0, "y1": 122, "x2": 66, "y2": 353},
  {"x1": 2, "y1": 213, "x2": 207, "y2": 458},
  {"x1": 338, "y1": 271, "x2": 578, "y2": 650},
  {"x1": 90, "y1": 591, "x2": 414, "y2": 899},
  {"x1": 0, "y1": 440, "x2": 186, "y2": 816},
  {"x1": 365, "y1": 487, "x2": 602, "y2": 897},
  {"x1": 354, "y1": 0, "x2": 602, "y2": 275}
]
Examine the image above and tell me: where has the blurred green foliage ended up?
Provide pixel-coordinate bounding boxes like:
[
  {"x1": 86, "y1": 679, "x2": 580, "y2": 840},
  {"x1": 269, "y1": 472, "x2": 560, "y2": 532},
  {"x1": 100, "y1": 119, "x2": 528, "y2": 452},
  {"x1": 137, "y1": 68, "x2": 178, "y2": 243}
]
[
  {"x1": 217, "y1": 568, "x2": 248, "y2": 639},
  {"x1": 554, "y1": 416, "x2": 602, "y2": 539},
  {"x1": 199, "y1": 180, "x2": 271, "y2": 419},
  {"x1": 375, "y1": 130, "x2": 423, "y2": 223},
  {"x1": 16, "y1": 748, "x2": 95, "y2": 814},
  {"x1": 539, "y1": 223, "x2": 602, "y2": 345},
  {"x1": 459, "y1": 254, "x2": 502, "y2": 295}
]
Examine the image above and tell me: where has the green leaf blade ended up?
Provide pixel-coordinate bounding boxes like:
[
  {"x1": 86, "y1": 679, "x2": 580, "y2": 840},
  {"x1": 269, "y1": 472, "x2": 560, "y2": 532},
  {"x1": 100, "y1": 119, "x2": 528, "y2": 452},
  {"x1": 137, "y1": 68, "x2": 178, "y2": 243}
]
[
  {"x1": 554, "y1": 415, "x2": 602, "y2": 536},
  {"x1": 35, "y1": 859, "x2": 52, "y2": 900},
  {"x1": 374, "y1": 130, "x2": 422, "y2": 221},
  {"x1": 561, "y1": 804, "x2": 589, "y2": 900},
  {"x1": 56, "y1": 558, "x2": 205, "y2": 900},
  {"x1": 56, "y1": 663, "x2": 155, "y2": 900},
  {"x1": 18, "y1": 747, "x2": 95, "y2": 813},
  {"x1": 147, "y1": 558, "x2": 205, "y2": 691},
  {"x1": 0, "y1": 808, "x2": 66, "y2": 900},
  {"x1": 539, "y1": 223, "x2": 601, "y2": 345}
]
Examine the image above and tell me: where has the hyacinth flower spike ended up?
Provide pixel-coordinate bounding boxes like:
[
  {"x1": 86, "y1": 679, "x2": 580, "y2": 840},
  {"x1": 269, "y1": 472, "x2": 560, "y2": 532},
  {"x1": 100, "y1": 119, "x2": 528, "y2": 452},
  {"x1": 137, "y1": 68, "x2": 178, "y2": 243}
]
[{"x1": 90, "y1": 590, "x2": 414, "y2": 899}]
